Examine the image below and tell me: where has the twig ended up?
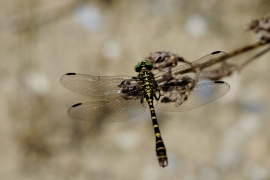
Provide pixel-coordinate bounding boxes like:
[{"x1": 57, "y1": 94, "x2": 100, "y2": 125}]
[{"x1": 240, "y1": 45, "x2": 270, "y2": 69}]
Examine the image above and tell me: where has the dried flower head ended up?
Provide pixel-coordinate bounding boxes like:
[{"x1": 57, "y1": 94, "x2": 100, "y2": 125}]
[
  {"x1": 246, "y1": 13, "x2": 270, "y2": 40},
  {"x1": 145, "y1": 51, "x2": 189, "y2": 70}
]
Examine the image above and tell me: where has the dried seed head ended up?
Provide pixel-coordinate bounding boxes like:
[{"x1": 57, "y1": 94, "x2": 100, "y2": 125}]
[
  {"x1": 246, "y1": 13, "x2": 270, "y2": 41},
  {"x1": 145, "y1": 51, "x2": 187, "y2": 70}
]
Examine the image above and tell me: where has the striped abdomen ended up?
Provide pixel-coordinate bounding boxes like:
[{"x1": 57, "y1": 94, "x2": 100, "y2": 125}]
[{"x1": 139, "y1": 69, "x2": 168, "y2": 167}]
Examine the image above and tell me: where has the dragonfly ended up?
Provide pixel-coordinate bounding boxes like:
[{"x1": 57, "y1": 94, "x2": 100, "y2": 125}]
[{"x1": 60, "y1": 51, "x2": 230, "y2": 167}]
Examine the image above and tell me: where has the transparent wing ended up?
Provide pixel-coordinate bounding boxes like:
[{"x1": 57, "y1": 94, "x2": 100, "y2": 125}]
[
  {"x1": 156, "y1": 80, "x2": 230, "y2": 111},
  {"x1": 68, "y1": 96, "x2": 146, "y2": 122},
  {"x1": 60, "y1": 73, "x2": 135, "y2": 96},
  {"x1": 189, "y1": 51, "x2": 227, "y2": 69},
  {"x1": 154, "y1": 51, "x2": 227, "y2": 80}
]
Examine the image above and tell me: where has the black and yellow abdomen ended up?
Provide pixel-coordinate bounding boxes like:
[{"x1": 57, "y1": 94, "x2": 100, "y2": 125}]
[{"x1": 136, "y1": 61, "x2": 168, "y2": 167}]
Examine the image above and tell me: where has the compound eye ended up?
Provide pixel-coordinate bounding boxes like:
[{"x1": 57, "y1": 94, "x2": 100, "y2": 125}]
[
  {"x1": 134, "y1": 62, "x2": 142, "y2": 72},
  {"x1": 145, "y1": 62, "x2": 153, "y2": 70}
]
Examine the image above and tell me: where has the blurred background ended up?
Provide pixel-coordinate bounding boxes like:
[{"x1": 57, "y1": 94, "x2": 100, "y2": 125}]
[{"x1": 1, "y1": 0, "x2": 270, "y2": 180}]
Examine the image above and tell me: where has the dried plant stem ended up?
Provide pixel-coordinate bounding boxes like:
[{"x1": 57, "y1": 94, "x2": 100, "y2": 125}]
[
  {"x1": 226, "y1": 39, "x2": 270, "y2": 60},
  {"x1": 240, "y1": 45, "x2": 270, "y2": 68}
]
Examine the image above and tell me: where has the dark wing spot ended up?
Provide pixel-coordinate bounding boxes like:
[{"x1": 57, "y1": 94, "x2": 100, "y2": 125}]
[
  {"x1": 66, "y1": 72, "x2": 76, "y2": 75},
  {"x1": 72, "y1": 103, "x2": 82, "y2": 107},
  {"x1": 211, "y1": 51, "x2": 221, "y2": 55},
  {"x1": 214, "y1": 81, "x2": 224, "y2": 84}
]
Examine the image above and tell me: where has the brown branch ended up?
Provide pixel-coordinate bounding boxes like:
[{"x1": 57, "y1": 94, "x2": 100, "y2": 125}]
[
  {"x1": 240, "y1": 45, "x2": 270, "y2": 69},
  {"x1": 225, "y1": 39, "x2": 270, "y2": 60}
]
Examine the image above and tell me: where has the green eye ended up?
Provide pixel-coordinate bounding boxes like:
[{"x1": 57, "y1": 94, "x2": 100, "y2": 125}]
[
  {"x1": 134, "y1": 61, "x2": 153, "y2": 72},
  {"x1": 145, "y1": 62, "x2": 153, "y2": 68},
  {"x1": 134, "y1": 62, "x2": 141, "y2": 72}
]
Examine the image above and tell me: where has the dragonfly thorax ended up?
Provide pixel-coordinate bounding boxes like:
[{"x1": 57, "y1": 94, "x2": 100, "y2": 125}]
[{"x1": 138, "y1": 69, "x2": 157, "y2": 100}]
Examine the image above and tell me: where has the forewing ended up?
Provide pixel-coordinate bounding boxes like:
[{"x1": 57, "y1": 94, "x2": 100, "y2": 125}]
[
  {"x1": 190, "y1": 51, "x2": 227, "y2": 69},
  {"x1": 68, "y1": 96, "x2": 146, "y2": 122},
  {"x1": 156, "y1": 81, "x2": 230, "y2": 111},
  {"x1": 154, "y1": 51, "x2": 227, "y2": 80},
  {"x1": 60, "y1": 73, "x2": 135, "y2": 96}
]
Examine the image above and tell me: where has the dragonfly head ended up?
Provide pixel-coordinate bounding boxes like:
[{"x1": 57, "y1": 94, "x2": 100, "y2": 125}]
[{"x1": 134, "y1": 60, "x2": 153, "y2": 72}]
